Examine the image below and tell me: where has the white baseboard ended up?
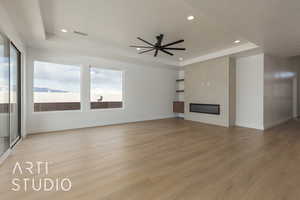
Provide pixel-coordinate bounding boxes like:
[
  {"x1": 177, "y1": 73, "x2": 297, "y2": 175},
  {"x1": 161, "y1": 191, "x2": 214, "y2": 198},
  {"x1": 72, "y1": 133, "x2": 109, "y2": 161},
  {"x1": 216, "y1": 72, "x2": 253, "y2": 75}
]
[
  {"x1": 264, "y1": 117, "x2": 292, "y2": 130},
  {"x1": 235, "y1": 121, "x2": 264, "y2": 130},
  {"x1": 176, "y1": 113, "x2": 185, "y2": 118},
  {"x1": 0, "y1": 149, "x2": 11, "y2": 166},
  {"x1": 0, "y1": 137, "x2": 22, "y2": 165},
  {"x1": 27, "y1": 115, "x2": 176, "y2": 135}
]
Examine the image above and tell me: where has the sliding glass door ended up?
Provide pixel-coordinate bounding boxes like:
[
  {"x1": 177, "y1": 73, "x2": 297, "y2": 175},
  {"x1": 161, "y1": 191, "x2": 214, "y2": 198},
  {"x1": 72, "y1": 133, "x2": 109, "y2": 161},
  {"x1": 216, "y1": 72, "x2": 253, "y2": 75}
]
[
  {"x1": 9, "y1": 43, "x2": 21, "y2": 146},
  {"x1": 0, "y1": 33, "x2": 10, "y2": 156},
  {"x1": 0, "y1": 33, "x2": 21, "y2": 158}
]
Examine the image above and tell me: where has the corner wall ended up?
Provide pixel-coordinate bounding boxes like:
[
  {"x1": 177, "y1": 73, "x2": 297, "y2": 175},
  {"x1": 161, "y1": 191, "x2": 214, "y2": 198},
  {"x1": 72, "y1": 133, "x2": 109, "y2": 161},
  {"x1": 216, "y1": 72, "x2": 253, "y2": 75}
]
[
  {"x1": 235, "y1": 54, "x2": 264, "y2": 130},
  {"x1": 264, "y1": 55, "x2": 295, "y2": 129}
]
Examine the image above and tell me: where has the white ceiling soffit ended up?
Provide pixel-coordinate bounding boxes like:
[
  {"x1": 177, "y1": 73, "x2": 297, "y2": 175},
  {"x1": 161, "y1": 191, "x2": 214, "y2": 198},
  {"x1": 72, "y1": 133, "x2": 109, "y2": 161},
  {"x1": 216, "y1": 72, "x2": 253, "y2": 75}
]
[
  {"x1": 28, "y1": 34, "x2": 180, "y2": 68},
  {"x1": 180, "y1": 42, "x2": 258, "y2": 66},
  {"x1": 2, "y1": 0, "x2": 46, "y2": 41}
]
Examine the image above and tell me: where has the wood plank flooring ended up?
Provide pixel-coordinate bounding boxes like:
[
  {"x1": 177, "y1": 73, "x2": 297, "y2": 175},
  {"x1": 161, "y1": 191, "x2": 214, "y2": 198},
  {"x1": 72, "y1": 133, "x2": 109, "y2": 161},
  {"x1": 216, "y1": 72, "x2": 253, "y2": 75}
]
[{"x1": 0, "y1": 118, "x2": 300, "y2": 200}]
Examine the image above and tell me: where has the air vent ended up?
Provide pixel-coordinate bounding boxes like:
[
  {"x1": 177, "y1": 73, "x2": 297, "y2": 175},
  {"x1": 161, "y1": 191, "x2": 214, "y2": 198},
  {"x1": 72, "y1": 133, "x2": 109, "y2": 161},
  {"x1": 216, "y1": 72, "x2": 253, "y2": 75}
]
[{"x1": 73, "y1": 31, "x2": 88, "y2": 37}]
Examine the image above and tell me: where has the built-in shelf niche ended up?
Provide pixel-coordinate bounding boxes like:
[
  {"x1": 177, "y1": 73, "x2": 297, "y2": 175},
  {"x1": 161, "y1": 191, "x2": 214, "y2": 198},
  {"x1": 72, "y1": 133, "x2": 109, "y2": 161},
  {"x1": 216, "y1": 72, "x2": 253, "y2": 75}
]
[
  {"x1": 174, "y1": 70, "x2": 185, "y2": 114},
  {"x1": 173, "y1": 101, "x2": 184, "y2": 113}
]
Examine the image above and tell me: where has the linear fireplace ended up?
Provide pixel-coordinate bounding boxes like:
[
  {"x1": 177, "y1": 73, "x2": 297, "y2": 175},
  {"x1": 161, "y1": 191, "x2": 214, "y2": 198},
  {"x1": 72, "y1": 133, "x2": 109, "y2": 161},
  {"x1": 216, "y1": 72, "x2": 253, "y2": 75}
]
[{"x1": 190, "y1": 103, "x2": 220, "y2": 115}]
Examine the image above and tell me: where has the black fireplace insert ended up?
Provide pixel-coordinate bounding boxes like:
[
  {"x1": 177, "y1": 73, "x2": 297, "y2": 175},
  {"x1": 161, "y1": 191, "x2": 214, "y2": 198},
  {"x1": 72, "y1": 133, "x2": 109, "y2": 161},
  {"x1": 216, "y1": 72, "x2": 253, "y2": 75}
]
[{"x1": 190, "y1": 103, "x2": 220, "y2": 115}]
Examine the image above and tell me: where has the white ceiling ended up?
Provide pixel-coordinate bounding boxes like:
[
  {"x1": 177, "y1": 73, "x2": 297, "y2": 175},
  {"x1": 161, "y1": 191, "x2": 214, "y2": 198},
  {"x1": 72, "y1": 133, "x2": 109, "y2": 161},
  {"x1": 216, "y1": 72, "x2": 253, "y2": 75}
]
[
  {"x1": 185, "y1": 0, "x2": 300, "y2": 58},
  {"x1": 2, "y1": 0, "x2": 300, "y2": 66}
]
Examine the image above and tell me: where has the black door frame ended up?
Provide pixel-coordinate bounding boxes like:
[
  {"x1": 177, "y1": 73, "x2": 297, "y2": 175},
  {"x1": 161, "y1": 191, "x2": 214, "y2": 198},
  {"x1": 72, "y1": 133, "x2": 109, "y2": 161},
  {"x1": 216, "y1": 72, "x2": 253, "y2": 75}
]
[{"x1": 9, "y1": 42, "x2": 21, "y2": 148}]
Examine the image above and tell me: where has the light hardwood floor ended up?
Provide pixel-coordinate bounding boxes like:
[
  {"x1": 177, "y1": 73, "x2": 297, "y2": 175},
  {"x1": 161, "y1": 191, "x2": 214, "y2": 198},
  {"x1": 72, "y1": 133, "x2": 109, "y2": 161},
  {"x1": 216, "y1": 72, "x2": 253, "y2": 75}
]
[{"x1": 0, "y1": 118, "x2": 300, "y2": 200}]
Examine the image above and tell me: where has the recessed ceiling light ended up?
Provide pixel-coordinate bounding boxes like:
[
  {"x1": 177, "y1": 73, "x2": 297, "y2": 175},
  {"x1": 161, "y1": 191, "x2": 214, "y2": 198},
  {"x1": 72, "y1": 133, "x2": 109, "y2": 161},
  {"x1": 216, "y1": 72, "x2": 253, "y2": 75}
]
[
  {"x1": 179, "y1": 57, "x2": 183, "y2": 61},
  {"x1": 61, "y1": 29, "x2": 68, "y2": 33},
  {"x1": 187, "y1": 16, "x2": 195, "y2": 21},
  {"x1": 136, "y1": 48, "x2": 141, "y2": 51},
  {"x1": 234, "y1": 40, "x2": 241, "y2": 44}
]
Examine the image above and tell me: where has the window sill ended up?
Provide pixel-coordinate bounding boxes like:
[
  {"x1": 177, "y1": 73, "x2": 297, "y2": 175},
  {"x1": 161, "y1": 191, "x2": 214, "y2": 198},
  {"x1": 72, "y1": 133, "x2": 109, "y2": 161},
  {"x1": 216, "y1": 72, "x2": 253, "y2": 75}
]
[
  {"x1": 32, "y1": 109, "x2": 83, "y2": 114},
  {"x1": 88, "y1": 107, "x2": 125, "y2": 112}
]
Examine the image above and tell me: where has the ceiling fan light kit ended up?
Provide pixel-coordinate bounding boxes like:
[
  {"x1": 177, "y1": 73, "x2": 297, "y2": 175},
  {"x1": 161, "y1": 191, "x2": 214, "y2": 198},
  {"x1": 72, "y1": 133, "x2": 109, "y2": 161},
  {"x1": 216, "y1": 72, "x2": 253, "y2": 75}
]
[{"x1": 130, "y1": 34, "x2": 186, "y2": 57}]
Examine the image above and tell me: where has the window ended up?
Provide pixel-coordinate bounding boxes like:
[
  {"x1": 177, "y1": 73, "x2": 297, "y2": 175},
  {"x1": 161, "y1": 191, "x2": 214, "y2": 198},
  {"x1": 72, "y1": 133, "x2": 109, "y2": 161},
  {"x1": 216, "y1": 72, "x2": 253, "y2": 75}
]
[
  {"x1": 33, "y1": 61, "x2": 81, "y2": 112},
  {"x1": 0, "y1": 32, "x2": 10, "y2": 156},
  {"x1": 90, "y1": 67, "x2": 123, "y2": 109}
]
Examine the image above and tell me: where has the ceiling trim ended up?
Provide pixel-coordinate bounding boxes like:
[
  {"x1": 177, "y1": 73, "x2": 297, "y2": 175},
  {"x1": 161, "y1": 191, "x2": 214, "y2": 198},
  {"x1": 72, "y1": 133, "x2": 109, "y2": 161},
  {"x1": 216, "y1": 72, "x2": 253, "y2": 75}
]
[
  {"x1": 180, "y1": 42, "x2": 259, "y2": 66},
  {"x1": 2, "y1": 0, "x2": 46, "y2": 41},
  {"x1": 36, "y1": 0, "x2": 46, "y2": 40}
]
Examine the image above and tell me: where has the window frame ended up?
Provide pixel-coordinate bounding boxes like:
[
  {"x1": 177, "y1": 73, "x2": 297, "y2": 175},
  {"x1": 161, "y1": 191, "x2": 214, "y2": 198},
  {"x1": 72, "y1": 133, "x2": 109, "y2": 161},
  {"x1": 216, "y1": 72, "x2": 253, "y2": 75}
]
[
  {"x1": 32, "y1": 60, "x2": 82, "y2": 113},
  {"x1": 88, "y1": 66, "x2": 125, "y2": 111}
]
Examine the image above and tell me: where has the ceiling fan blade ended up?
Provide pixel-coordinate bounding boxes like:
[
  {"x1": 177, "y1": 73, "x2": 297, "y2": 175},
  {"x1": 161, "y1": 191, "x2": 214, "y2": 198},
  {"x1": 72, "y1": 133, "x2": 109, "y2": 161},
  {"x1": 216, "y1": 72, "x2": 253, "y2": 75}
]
[
  {"x1": 154, "y1": 49, "x2": 159, "y2": 57},
  {"x1": 139, "y1": 48, "x2": 155, "y2": 54},
  {"x1": 162, "y1": 47, "x2": 186, "y2": 50},
  {"x1": 160, "y1": 49, "x2": 174, "y2": 56},
  {"x1": 162, "y1": 39, "x2": 184, "y2": 47},
  {"x1": 137, "y1": 37, "x2": 155, "y2": 47},
  {"x1": 130, "y1": 45, "x2": 153, "y2": 48}
]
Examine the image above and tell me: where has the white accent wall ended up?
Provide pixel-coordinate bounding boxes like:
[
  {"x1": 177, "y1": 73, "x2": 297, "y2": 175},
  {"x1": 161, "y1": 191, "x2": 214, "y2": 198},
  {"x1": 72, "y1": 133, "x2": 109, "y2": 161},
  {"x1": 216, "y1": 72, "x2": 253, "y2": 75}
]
[
  {"x1": 26, "y1": 48, "x2": 177, "y2": 134},
  {"x1": 184, "y1": 56, "x2": 235, "y2": 127},
  {"x1": 235, "y1": 54, "x2": 264, "y2": 130}
]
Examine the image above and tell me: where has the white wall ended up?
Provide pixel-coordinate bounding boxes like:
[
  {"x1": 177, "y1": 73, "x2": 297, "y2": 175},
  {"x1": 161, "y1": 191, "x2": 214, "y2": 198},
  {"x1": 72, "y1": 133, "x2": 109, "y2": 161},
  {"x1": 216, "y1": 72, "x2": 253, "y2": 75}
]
[
  {"x1": 289, "y1": 56, "x2": 300, "y2": 117},
  {"x1": 264, "y1": 55, "x2": 295, "y2": 129},
  {"x1": 298, "y1": 67, "x2": 300, "y2": 117},
  {"x1": 229, "y1": 58, "x2": 236, "y2": 126},
  {"x1": 292, "y1": 77, "x2": 298, "y2": 118},
  {"x1": 26, "y1": 48, "x2": 177, "y2": 134},
  {"x1": 296, "y1": 61, "x2": 300, "y2": 117},
  {"x1": 298, "y1": 70, "x2": 300, "y2": 117},
  {"x1": 0, "y1": 2, "x2": 27, "y2": 138},
  {"x1": 235, "y1": 54, "x2": 264, "y2": 130}
]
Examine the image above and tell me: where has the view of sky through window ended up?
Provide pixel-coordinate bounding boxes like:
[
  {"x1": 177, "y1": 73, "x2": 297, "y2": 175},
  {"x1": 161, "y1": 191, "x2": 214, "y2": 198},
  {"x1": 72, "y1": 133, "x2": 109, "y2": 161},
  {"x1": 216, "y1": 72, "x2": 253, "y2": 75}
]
[
  {"x1": 90, "y1": 67, "x2": 122, "y2": 102},
  {"x1": 34, "y1": 61, "x2": 81, "y2": 103},
  {"x1": 0, "y1": 43, "x2": 9, "y2": 104}
]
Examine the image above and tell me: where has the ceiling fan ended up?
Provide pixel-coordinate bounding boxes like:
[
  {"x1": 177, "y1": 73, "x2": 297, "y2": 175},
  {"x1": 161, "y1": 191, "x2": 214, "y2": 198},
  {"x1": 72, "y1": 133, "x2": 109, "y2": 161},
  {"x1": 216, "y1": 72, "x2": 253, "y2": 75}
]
[{"x1": 130, "y1": 34, "x2": 185, "y2": 57}]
